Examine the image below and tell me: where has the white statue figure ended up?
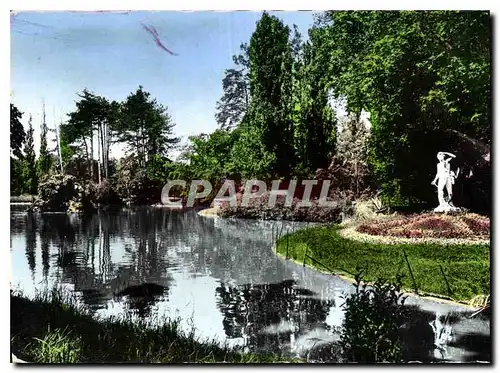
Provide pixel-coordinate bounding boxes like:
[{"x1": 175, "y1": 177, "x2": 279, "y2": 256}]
[{"x1": 431, "y1": 151, "x2": 460, "y2": 212}]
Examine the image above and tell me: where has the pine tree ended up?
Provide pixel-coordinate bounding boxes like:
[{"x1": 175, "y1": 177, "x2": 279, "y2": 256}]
[
  {"x1": 23, "y1": 114, "x2": 38, "y2": 194},
  {"x1": 38, "y1": 103, "x2": 52, "y2": 178}
]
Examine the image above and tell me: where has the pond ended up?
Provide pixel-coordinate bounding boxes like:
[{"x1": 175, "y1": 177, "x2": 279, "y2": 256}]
[{"x1": 10, "y1": 206, "x2": 490, "y2": 363}]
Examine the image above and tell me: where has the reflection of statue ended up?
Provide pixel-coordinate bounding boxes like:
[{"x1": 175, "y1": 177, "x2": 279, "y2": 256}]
[
  {"x1": 429, "y1": 313, "x2": 453, "y2": 360},
  {"x1": 431, "y1": 152, "x2": 460, "y2": 212}
]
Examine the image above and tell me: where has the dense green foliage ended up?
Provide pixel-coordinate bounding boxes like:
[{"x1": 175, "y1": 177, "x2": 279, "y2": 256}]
[
  {"x1": 276, "y1": 225, "x2": 490, "y2": 301},
  {"x1": 37, "y1": 105, "x2": 52, "y2": 179},
  {"x1": 339, "y1": 274, "x2": 409, "y2": 363},
  {"x1": 10, "y1": 103, "x2": 25, "y2": 160},
  {"x1": 310, "y1": 10, "x2": 491, "y2": 206},
  {"x1": 11, "y1": 11, "x2": 490, "y2": 214},
  {"x1": 10, "y1": 104, "x2": 25, "y2": 195},
  {"x1": 247, "y1": 13, "x2": 295, "y2": 177},
  {"x1": 185, "y1": 10, "x2": 490, "y2": 210}
]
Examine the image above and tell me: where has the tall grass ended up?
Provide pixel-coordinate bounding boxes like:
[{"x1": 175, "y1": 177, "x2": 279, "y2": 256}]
[
  {"x1": 27, "y1": 326, "x2": 81, "y2": 363},
  {"x1": 11, "y1": 288, "x2": 300, "y2": 364}
]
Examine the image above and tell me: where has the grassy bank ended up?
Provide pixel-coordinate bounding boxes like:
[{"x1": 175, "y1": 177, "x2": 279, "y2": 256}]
[
  {"x1": 10, "y1": 289, "x2": 300, "y2": 364},
  {"x1": 276, "y1": 225, "x2": 490, "y2": 303}
]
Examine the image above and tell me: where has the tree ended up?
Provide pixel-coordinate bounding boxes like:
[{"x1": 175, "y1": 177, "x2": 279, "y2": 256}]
[
  {"x1": 117, "y1": 86, "x2": 179, "y2": 170},
  {"x1": 292, "y1": 30, "x2": 336, "y2": 175},
  {"x1": 38, "y1": 103, "x2": 52, "y2": 178},
  {"x1": 10, "y1": 103, "x2": 26, "y2": 195},
  {"x1": 63, "y1": 89, "x2": 119, "y2": 182},
  {"x1": 333, "y1": 114, "x2": 373, "y2": 198},
  {"x1": 23, "y1": 114, "x2": 38, "y2": 195},
  {"x1": 186, "y1": 129, "x2": 239, "y2": 181},
  {"x1": 215, "y1": 43, "x2": 250, "y2": 130},
  {"x1": 10, "y1": 103, "x2": 25, "y2": 160},
  {"x1": 311, "y1": 10, "x2": 491, "y2": 206},
  {"x1": 227, "y1": 121, "x2": 276, "y2": 180},
  {"x1": 247, "y1": 12, "x2": 295, "y2": 177}
]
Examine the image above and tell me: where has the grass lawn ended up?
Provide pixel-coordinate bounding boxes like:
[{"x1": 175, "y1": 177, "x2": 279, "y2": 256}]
[
  {"x1": 276, "y1": 224, "x2": 490, "y2": 303},
  {"x1": 10, "y1": 289, "x2": 301, "y2": 364}
]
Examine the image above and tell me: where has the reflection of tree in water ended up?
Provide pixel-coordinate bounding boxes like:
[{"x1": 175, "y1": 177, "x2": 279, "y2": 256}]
[
  {"x1": 89, "y1": 209, "x2": 173, "y2": 318},
  {"x1": 24, "y1": 214, "x2": 37, "y2": 282},
  {"x1": 37, "y1": 215, "x2": 77, "y2": 281},
  {"x1": 155, "y1": 211, "x2": 280, "y2": 284},
  {"x1": 215, "y1": 280, "x2": 334, "y2": 355},
  {"x1": 25, "y1": 209, "x2": 172, "y2": 318}
]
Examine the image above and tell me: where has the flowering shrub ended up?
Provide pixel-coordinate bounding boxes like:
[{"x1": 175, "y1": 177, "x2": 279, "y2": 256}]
[
  {"x1": 356, "y1": 213, "x2": 490, "y2": 240},
  {"x1": 34, "y1": 174, "x2": 96, "y2": 213},
  {"x1": 218, "y1": 190, "x2": 354, "y2": 223}
]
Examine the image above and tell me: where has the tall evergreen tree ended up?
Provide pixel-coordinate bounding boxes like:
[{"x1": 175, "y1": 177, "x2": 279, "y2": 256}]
[
  {"x1": 10, "y1": 103, "x2": 25, "y2": 160},
  {"x1": 38, "y1": 104, "x2": 52, "y2": 178},
  {"x1": 290, "y1": 26, "x2": 336, "y2": 175},
  {"x1": 23, "y1": 114, "x2": 38, "y2": 194},
  {"x1": 247, "y1": 12, "x2": 295, "y2": 177},
  {"x1": 10, "y1": 103, "x2": 25, "y2": 195}
]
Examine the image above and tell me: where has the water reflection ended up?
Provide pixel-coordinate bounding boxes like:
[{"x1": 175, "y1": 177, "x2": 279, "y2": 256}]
[
  {"x1": 10, "y1": 207, "x2": 490, "y2": 362},
  {"x1": 400, "y1": 306, "x2": 491, "y2": 363},
  {"x1": 215, "y1": 280, "x2": 334, "y2": 356},
  {"x1": 24, "y1": 213, "x2": 37, "y2": 282}
]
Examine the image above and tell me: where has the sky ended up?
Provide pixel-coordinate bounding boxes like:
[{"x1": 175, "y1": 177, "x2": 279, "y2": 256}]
[{"x1": 10, "y1": 10, "x2": 317, "y2": 159}]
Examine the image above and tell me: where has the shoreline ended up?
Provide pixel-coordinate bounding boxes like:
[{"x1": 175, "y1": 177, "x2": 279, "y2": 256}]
[
  {"x1": 197, "y1": 207, "x2": 220, "y2": 217},
  {"x1": 10, "y1": 291, "x2": 301, "y2": 364},
  {"x1": 196, "y1": 206, "x2": 485, "y2": 309},
  {"x1": 271, "y1": 244, "x2": 478, "y2": 310}
]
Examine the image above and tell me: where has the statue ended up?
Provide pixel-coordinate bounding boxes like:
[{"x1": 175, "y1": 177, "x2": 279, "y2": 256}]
[{"x1": 431, "y1": 151, "x2": 460, "y2": 212}]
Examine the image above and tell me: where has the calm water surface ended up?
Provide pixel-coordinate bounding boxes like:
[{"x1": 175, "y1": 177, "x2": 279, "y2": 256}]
[{"x1": 10, "y1": 206, "x2": 490, "y2": 363}]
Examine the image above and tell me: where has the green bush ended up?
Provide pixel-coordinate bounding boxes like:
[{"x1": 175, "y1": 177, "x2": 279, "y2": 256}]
[{"x1": 339, "y1": 272, "x2": 409, "y2": 363}]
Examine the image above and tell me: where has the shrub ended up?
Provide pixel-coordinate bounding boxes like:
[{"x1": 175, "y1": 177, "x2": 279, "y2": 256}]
[
  {"x1": 339, "y1": 272, "x2": 409, "y2": 363},
  {"x1": 114, "y1": 157, "x2": 163, "y2": 205},
  {"x1": 95, "y1": 180, "x2": 122, "y2": 205},
  {"x1": 218, "y1": 191, "x2": 353, "y2": 223},
  {"x1": 35, "y1": 173, "x2": 96, "y2": 213}
]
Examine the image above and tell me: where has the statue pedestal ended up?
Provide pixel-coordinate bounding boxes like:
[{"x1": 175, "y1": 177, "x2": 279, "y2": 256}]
[{"x1": 433, "y1": 203, "x2": 460, "y2": 213}]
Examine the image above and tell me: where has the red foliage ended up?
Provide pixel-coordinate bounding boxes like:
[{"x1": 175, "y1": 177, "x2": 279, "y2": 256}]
[{"x1": 355, "y1": 213, "x2": 489, "y2": 239}]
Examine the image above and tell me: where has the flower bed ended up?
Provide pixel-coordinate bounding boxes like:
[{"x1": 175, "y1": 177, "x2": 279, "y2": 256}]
[{"x1": 356, "y1": 213, "x2": 489, "y2": 241}]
